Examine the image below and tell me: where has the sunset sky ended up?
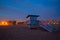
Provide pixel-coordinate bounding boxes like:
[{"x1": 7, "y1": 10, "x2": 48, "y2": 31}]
[{"x1": 0, "y1": 0, "x2": 60, "y2": 21}]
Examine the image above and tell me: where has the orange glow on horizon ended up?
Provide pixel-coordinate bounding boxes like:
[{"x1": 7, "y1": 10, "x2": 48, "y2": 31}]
[{"x1": 0, "y1": 21, "x2": 9, "y2": 26}]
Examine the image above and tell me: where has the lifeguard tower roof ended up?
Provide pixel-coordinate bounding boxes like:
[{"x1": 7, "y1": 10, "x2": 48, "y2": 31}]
[{"x1": 26, "y1": 15, "x2": 39, "y2": 18}]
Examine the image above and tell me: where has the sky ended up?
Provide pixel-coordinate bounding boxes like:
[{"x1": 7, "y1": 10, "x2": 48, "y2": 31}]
[{"x1": 0, "y1": 0, "x2": 60, "y2": 21}]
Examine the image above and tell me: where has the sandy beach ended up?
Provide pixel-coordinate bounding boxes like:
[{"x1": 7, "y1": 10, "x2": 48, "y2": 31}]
[{"x1": 0, "y1": 25, "x2": 60, "y2": 40}]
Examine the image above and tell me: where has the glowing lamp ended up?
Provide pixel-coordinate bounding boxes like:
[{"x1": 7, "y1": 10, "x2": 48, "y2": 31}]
[{"x1": 0, "y1": 21, "x2": 9, "y2": 26}]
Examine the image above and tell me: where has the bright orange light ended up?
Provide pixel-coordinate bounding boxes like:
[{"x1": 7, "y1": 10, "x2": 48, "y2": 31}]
[{"x1": 0, "y1": 21, "x2": 9, "y2": 26}]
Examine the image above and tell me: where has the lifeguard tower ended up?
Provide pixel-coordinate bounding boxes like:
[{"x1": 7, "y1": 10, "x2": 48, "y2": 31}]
[{"x1": 26, "y1": 15, "x2": 39, "y2": 28}]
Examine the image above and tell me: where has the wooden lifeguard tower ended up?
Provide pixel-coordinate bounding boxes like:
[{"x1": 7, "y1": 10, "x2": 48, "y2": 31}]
[{"x1": 26, "y1": 15, "x2": 39, "y2": 28}]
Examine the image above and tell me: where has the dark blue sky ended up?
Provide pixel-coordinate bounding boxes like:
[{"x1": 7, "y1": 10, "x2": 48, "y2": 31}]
[{"x1": 0, "y1": 0, "x2": 60, "y2": 21}]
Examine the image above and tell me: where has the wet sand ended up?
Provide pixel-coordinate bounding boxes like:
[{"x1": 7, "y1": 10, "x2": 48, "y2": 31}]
[{"x1": 0, "y1": 25, "x2": 60, "y2": 40}]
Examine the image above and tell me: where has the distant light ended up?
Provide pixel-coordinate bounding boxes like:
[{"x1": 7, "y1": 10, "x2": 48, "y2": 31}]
[
  {"x1": 43, "y1": 21, "x2": 48, "y2": 25},
  {"x1": 0, "y1": 21, "x2": 9, "y2": 26}
]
